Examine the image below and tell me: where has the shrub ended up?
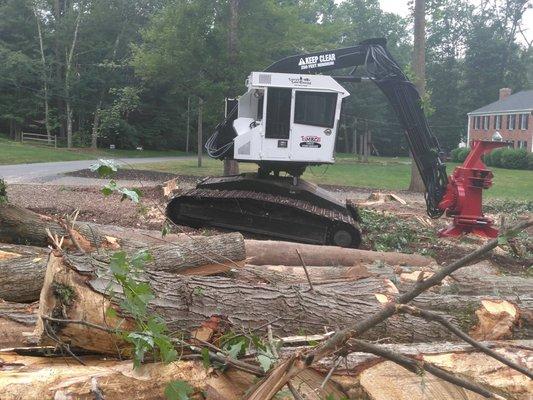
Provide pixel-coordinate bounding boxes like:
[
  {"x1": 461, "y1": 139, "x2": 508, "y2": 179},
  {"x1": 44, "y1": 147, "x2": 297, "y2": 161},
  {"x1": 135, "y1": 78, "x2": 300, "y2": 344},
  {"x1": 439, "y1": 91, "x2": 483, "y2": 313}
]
[
  {"x1": 500, "y1": 148, "x2": 528, "y2": 169},
  {"x1": 528, "y1": 152, "x2": 533, "y2": 170},
  {"x1": 486, "y1": 147, "x2": 506, "y2": 168},
  {"x1": 450, "y1": 147, "x2": 470, "y2": 162}
]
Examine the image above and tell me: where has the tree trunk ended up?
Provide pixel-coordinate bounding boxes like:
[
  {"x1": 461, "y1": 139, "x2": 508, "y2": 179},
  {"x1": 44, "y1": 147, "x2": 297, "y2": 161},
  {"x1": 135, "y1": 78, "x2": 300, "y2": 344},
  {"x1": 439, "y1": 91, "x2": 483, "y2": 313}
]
[
  {"x1": 34, "y1": 8, "x2": 52, "y2": 143},
  {"x1": 244, "y1": 239, "x2": 434, "y2": 267},
  {"x1": 197, "y1": 98, "x2": 203, "y2": 167},
  {"x1": 91, "y1": 101, "x2": 101, "y2": 149},
  {"x1": 237, "y1": 263, "x2": 533, "y2": 298},
  {"x1": 0, "y1": 301, "x2": 38, "y2": 348},
  {"x1": 224, "y1": 159, "x2": 240, "y2": 175},
  {"x1": 34, "y1": 252, "x2": 532, "y2": 356},
  {"x1": 0, "y1": 203, "x2": 118, "y2": 250},
  {"x1": 408, "y1": 0, "x2": 426, "y2": 193},
  {"x1": 65, "y1": 8, "x2": 81, "y2": 149},
  {"x1": 0, "y1": 244, "x2": 49, "y2": 302}
]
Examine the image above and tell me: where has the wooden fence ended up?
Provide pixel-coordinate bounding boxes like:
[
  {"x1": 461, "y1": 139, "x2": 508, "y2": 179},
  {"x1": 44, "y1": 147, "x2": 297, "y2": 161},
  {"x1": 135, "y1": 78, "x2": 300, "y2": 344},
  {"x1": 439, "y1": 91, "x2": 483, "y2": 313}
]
[{"x1": 21, "y1": 132, "x2": 57, "y2": 148}]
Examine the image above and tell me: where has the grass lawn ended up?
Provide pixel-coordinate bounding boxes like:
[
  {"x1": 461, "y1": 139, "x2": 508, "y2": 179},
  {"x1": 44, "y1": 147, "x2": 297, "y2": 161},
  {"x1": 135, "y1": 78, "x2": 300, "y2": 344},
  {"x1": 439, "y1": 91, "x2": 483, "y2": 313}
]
[
  {"x1": 0, "y1": 137, "x2": 184, "y2": 165},
  {"x1": 136, "y1": 154, "x2": 533, "y2": 201}
]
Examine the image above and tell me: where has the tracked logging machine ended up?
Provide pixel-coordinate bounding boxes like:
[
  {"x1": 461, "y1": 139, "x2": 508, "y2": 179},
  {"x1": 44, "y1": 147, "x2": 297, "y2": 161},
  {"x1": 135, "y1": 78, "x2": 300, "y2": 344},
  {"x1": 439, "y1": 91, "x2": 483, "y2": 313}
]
[{"x1": 167, "y1": 39, "x2": 504, "y2": 247}]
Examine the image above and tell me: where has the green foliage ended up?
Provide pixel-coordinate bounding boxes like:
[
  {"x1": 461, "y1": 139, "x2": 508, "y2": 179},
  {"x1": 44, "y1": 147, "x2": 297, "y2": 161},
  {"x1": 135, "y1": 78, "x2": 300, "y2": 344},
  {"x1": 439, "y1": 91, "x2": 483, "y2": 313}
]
[
  {"x1": 485, "y1": 148, "x2": 529, "y2": 170},
  {"x1": 450, "y1": 147, "x2": 470, "y2": 162},
  {"x1": 106, "y1": 250, "x2": 178, "y2": 370},
  {"x1": 0, "y1": 179, "x2": 7, "y2": 203},
  {"x1": 164, "y1": 380, "x2": 194, "y2": 400},
  {"x1": 360, "y1": 209, "x2": 436, "y2": 253},
  {"x1": 91, "y1": 159, "x2": 143, "y2": 202}
]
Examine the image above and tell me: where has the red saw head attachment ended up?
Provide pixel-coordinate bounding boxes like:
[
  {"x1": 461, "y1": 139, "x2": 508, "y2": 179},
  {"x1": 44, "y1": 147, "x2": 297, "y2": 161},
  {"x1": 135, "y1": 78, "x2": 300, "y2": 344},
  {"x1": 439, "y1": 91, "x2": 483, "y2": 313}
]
[{"x1": 438, "y1": 140, "x2": 507, "y2": 238}]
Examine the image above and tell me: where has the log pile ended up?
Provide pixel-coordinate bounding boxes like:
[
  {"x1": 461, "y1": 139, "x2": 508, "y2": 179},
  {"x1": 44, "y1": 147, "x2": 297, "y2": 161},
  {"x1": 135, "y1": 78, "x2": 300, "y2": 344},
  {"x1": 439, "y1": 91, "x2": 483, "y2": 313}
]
[{"x1": 0, "y1": 202, "x2": 531, "y2": 399}]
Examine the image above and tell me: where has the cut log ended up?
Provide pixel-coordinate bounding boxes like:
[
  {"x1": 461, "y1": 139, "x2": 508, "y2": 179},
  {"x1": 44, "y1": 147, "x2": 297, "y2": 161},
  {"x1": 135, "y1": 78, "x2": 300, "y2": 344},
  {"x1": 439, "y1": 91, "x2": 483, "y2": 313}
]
[
  {"x1": 0, "y1": 233, "x2": 244, "y2": 304},
  {"x1": 0, "y1": 300, "x2": 38, "y2": 348},
  {"x1": 0, "y1": 352, "x2": 345, "y2": 400},
  {"x1": 34, "y1": 253, "x2": 532, "y2": 356},
  {"x1": 348, "y1": 342, "x2": 533, "y2": 400},
  {"x1": 0, "y1": 244, "x2": 48, "y2": 302},
  {"x1": 238, "y1": 262, "x2": 533, "y2": 299},
  {"x1": 245, "y1": 239, "x2": 434, "y2": 267},
  {"x1": 0, "y1": 203, "x2": 120, "y2": 251},
  {"x1": 234, "y1": 264, "x2": 373, "y2": 284}
]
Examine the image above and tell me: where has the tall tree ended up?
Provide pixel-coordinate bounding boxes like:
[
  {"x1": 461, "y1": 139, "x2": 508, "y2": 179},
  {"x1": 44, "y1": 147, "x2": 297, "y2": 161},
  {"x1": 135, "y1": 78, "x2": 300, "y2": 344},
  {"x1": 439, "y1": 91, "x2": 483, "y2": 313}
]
[
  {"x1": 408, "y1": 0, "x2": 426, "y2": 192},
  {"x1": 224, "y1": 0, "x2": 240, "y2": 175}
]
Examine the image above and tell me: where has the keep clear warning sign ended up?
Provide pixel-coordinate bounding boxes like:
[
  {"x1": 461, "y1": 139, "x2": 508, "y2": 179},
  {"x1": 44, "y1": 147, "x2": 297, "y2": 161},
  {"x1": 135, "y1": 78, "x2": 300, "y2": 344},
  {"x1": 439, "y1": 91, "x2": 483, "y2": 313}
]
[{"x1": 298, "y1": 53, "x2": 336, "y2": 70}]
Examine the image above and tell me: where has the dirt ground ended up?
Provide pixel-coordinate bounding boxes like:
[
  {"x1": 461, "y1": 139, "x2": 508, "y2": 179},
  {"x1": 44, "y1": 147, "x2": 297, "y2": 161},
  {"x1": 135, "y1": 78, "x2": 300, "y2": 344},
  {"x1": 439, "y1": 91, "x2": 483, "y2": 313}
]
[{"x1": 6, "y1": 169, "x2": 531, "y2": 272}]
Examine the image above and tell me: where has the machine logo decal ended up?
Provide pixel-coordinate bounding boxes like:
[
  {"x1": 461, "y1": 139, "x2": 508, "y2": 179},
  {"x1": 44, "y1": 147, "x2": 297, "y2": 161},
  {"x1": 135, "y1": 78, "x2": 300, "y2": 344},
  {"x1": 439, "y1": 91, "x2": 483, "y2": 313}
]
[
  {"x1": 298, "y1": 53, "x2": 336, "y2": 70},
  {"x1": 288, "y1": 76, "x2": 311, "y2": 86},
  {"x1": 300, "y1": 135, "x2": 321, "y2": 148}
]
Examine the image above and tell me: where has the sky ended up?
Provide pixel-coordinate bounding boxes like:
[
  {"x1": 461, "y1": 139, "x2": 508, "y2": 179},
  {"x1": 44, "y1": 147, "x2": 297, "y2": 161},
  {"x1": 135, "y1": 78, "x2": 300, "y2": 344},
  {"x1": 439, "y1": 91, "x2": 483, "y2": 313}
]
[{"x1": 378, "y1": 0, "x2": 533, "y2": 45}]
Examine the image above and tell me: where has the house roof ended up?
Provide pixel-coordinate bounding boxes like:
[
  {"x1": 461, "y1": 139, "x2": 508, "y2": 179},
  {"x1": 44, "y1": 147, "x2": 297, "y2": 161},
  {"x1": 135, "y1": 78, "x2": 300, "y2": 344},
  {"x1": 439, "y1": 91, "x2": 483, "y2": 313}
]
[{"x1": 468, "y1": 90, "x2": 533, "y2": 115}]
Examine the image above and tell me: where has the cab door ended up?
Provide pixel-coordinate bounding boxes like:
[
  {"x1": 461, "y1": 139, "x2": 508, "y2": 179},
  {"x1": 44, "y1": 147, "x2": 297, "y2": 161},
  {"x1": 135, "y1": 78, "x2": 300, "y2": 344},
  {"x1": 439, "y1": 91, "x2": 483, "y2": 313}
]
[
  {"x1": 261, "y1": 87, "x2": 292, "y2": 159},
  {"x1": 290, "y1": 90, "x2": 338, "y2": 163}
]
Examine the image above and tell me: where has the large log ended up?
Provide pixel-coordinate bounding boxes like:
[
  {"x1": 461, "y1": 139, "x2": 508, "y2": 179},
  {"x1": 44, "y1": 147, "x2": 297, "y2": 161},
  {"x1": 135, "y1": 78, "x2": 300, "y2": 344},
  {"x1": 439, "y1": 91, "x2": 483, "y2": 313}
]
[
  {"x1": 0, "y1": 353, "x2": 343, "y2": 400},
  {"x1": 237, "y1": 262, "x2": 533, "y2": 298},
  {"x1": 245, "y1": 239, "x2": 434, "y2": 267},
  {"x1": 0, "y1": 244, "x2": 49, "y2": 302},
  {"x1": 34, "y1": 252, "x2": 531, "y2": 356},
  {"x1": 287, "y1": 340, "x2": 533, "y2": 400},
  {"x1": 0, "y1": 300, "x2": 38, "y2": 348},
  {"x1": 0, "y1": 203, "x2": 121, "y2": 250}
]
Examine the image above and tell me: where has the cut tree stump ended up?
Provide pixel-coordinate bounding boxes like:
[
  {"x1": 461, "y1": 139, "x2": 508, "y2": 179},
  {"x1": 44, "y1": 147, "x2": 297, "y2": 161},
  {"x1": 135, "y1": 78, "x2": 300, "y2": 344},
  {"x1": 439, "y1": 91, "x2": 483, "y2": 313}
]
[
  {"x1": 33, "y1": 252, "x2": 532, "y2": 356},
  {"x1": 245, "y1": 239, "x2": 434, "y2": 267},
  {"x1": 0, "y1": 243, "x2": 48, "y2": 302},
  {"x1": 0, "y1": 300, "x2": 38, "y2": 348}
]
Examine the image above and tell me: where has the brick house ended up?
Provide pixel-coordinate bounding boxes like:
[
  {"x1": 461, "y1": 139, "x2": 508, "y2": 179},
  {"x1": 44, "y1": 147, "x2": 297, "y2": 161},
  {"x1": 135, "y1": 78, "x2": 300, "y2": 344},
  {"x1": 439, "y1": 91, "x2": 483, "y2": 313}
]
[{"x1": 467, "y1": 88, "x2": 533, "y2": 152}]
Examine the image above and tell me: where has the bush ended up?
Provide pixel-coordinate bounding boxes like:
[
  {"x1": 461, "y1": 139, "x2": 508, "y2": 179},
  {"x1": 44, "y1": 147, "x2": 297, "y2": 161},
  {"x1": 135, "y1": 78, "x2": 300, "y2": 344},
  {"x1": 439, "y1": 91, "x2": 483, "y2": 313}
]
[
  {"x1": 499, "y1": 148, "x2": 528, "y2": 169},
  {"x1": 450, "y1": 147, "x2": 470, "y2": 162},
  {"x1": 485, "y1": 147, "x2": 506, "y2": 168},
  {"x1": 485, "y1": 147, "x2": 530, "y2": 169}
]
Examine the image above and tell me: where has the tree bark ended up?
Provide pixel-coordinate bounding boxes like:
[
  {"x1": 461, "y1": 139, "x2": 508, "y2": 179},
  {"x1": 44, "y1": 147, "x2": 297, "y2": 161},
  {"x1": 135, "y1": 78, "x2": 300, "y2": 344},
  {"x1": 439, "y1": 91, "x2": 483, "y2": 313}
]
[
  {"x1": 34, "y1": 7, "x2": 52, "y2": 143},
  {"x1": 408, "y1": 0, "x2": 426, "y2": 193},
  {"x1": 0, "y1": 203, "x2": 117, "y2": 250},
  {"x1": 91, "y1": 100, "x2": 101, "y2": 149},
  {"x1": 244, "y1": 239, "x2": 434, "y2": 267},
  {"x1": 65, "y1": 7, "x2": 82, "y2": 149},
  {"x1": 0, "y1": 244, "x2": 49, "y2": 302},
  {"x1": 34, "y1": 253, "x2": 532, "y2": 356},
  {"x1": 0, "y1": 301, "x2": 38, "y2": 348}
]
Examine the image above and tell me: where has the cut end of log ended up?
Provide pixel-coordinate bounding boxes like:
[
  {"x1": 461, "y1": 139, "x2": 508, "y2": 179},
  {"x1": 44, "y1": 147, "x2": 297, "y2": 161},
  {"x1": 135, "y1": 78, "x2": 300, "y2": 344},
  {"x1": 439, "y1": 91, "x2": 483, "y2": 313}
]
[{"x1": 469, "y1": 300, "x2": 520, "y2": 340}]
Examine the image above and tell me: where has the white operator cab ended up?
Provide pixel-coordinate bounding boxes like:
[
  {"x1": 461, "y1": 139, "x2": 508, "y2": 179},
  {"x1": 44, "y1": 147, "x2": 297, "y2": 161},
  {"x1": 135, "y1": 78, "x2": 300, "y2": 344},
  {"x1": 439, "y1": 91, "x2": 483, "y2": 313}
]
[{"x1": 232, "y1": 71, "x2": 349, "y2": 165}]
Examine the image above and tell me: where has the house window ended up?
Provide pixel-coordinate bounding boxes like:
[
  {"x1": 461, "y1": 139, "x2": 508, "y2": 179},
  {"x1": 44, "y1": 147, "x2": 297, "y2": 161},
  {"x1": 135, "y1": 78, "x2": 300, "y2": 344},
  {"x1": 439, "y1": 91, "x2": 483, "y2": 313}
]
[
  {"x1": 474, "y1": 116, "x2": 480, "y2": 129},
  {"x1": 519, "y1": 113, "x2": 529, "y2": 130},
  {"x1": 507, "y1": 114, "x2": 516, "y2": 130},
  {"x1": 483, "y1": 116, "x2": 489, "y2": 130},
  {"x1": 494, "y1": 115, "x2": 502, "y2": 130}
]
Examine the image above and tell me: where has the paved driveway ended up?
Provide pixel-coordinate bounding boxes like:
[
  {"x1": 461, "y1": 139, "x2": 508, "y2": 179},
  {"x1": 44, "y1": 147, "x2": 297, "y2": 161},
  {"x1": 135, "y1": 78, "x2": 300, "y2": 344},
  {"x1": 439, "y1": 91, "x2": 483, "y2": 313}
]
[{"x1": 0, "y1": 157, "x2": 187, "y2": 185}]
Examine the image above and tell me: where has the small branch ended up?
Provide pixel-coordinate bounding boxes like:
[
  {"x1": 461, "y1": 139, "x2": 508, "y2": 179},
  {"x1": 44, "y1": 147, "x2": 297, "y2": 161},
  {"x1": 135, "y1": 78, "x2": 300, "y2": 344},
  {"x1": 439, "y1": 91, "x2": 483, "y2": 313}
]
[
  {"x1": 287, "y1": 381, "x2": 305, "y2": 400},
  {"x1": 320, "y1": 357, "x2": 342, "y2": 389},
  {"x1": 41, "y1": 316, "x2": 264, "y2": 376},
  {"x1": 396, "y1": 305, "x2": 533, "y2": 379},
  {"x1": 295, "y1": 249, "x2": 314, "y2": 292},
  {"x1": 348, "y1": 340, "x2": 502, "y2": 399}
]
